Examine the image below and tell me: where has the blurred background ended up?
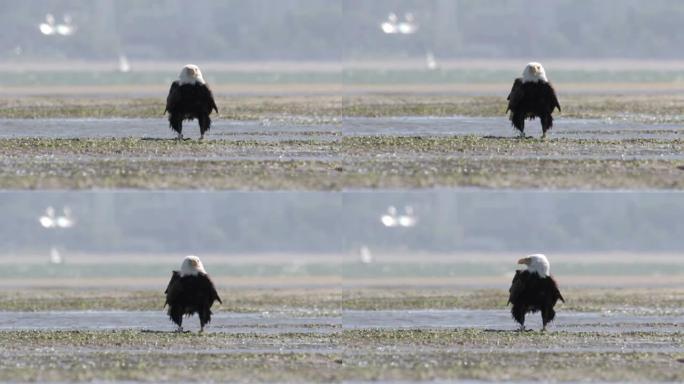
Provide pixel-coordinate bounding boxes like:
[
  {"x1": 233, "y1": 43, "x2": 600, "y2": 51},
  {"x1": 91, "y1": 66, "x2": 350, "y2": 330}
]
[
  {"x1": 1, "y1": 1, "x2": 683, "y2": 288},
  {"x1": 2, "y1": 0, "x2": 684, "y2": 61},
  {"x1": 1, "y1": 191, "x2": 683, "y2": 288},
  {"x1": 3, "y1": 0, "x2": 684, "y2": 93}
]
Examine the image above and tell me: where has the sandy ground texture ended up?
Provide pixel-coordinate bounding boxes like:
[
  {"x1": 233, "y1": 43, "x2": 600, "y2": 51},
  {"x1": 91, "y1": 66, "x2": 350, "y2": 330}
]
[
  {"x1": 1, "y1": 94, "x2": 684, "y2": 190},
  {"x1": 0, "y1": 287, "x2": 681, "y2": 382},
  {"x1": 3, "y1": 93, "x2": 684, "y2": 121},
  {"x1": 0, "y1": 135, "x2": 682, "y2": 190}
]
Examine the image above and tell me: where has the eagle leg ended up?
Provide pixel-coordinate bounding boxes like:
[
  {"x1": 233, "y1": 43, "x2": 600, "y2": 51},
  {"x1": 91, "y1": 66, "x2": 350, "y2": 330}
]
[
  {"x1": 175, "y1": 325, "x2": 183, "y2": 333},
  {"x1": 198, "y1": 115, "x2": 211, "y2": 140},
  {"x1": 511, "y1": 112, "x2": 525, "y2": 138},
  {"x1": 169, "y1": 115, "x2": 183, "y2": 140},
  {"x1": 541, "y1": 114, "x2": 553, "y2": 139}
]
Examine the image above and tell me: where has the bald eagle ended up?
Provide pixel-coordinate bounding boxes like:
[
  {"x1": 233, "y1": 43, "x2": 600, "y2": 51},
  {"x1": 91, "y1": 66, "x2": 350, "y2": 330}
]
[
  {"x1": 164, "y1": 64, "x2": 219, "y2": 140},
  {"x1": 508, "y1": 254, "x2": 564, "y2": 331},
  {"x1": 164, "y1": 255, "x2": 222, "y2": 332},
  {"x1": 506, "y1": 62, "x2": 561, "y2": 139}
]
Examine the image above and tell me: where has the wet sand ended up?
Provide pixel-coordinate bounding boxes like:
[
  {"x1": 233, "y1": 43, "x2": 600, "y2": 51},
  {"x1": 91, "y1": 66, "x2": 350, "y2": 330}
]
[
  {"x1": 0, "y1": 93, "x2": 683, "y2": 190},
  {"x1": 1, "y1": 116, "x2": 680, "y2": 142},
  {"x1": 0, "y1": 287, "x2": 681, "y2": 382},
  {"x1": 343, "y1": 309, "x2": 683, "y2": 334},
  {"x1": 0, "y1": 311, "x2": 339, "y2": 334},
  {"x1": 0, "y1": 125, "x2": 682, "y2": 189}
]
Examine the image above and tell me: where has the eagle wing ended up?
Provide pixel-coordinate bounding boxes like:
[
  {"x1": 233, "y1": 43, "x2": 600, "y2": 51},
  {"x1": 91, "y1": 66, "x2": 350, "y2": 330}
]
[
  {"x1": 544, "y1": 82, "x2": 561, "y2": 113},
  {"x1": 199, "y1": 273, "x2": 222, "y2": 304},
  {"x1": 506, "y1": 78, "x2": 524, "y2": 113},
  {"x1": 200, "y1": 84, "x2": 219, "y2": 114},
  {"x1": 507, "y1": 270, "x2": 527, "y2": 305},
  {"x1": 547, "y1": 275, "x2": 565, "y2": 303},
  {"x1": 164, "y1": 271, "x2": 182, "y2": 307},
  {"x1": 164, "y1": 81, "x2": 181, "y2": 114}
]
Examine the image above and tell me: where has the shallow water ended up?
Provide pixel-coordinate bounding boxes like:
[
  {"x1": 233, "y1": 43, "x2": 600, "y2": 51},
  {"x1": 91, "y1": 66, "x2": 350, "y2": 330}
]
[
  {"x1": 343, "y1": 309, "x2": 684, "y2": 334},
  {"x1": 344, "y1": 116, "x2": 683, "y2": 140},
  {"x1": 0, "y1": 116, "x2": 680, "y2": 141},
  {"x1": 0, "y1": 118, "x2": 339, "y2": 141},
  {"x1": 0, "y1": 310, "x2": 339, "y2": 334},
  {"x1": 1, "y1": 308, "x2": 680, "y2": 336}
]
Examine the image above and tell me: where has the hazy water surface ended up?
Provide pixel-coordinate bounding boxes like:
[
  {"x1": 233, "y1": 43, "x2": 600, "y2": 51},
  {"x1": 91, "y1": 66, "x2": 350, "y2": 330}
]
[{"x1": 1, "y1": 190, "x2": 682, "y2": 283}]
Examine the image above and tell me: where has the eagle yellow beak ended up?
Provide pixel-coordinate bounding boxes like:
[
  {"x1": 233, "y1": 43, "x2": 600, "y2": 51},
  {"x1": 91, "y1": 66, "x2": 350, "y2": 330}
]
[
  {"x1": 517, "y1": 257, "x2": 531, "y2": 265},
  {"x1": 190, "y1": 259, "x2": 198, "y2": 267}
]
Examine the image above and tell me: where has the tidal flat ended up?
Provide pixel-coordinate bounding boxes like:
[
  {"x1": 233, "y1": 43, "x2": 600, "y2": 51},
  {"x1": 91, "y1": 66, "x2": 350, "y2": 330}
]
[
  {"x1": 0, "y1": 288, "x2": 341, "y2": 313},
  {"x1": 2, "y1": 287, "x2": 683, "y2": 313},
  {"x1": 1, "y1": 94, "x2": 683, "y2": 190},
  {"x1": 4, "y1": 93, "x2": 684, "y2": 123},
  {"x1": 0, "y1": 136, "x2": 682, "y2": 190},
  {"x1": 0, "y1": 329, "x2": 681, "y2": 382},
  {"x1": 0, "y1": 95, "x2": 342, "y2": 122},
  {"x1": 0, "y1": 287, "x2": 682, "y2": 382}
]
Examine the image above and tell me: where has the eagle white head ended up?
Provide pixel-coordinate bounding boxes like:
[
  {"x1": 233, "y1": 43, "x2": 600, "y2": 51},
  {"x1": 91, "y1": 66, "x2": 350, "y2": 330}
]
[
  {"x1": 522, "y1": 62, "x2": 548, "y2": 83},
  {"x1": 517, "y1": 254, "x2": 551, "y2": 277},
  {"x1": 178, "y1": 64, "x2": 206, "y2": 85},
  {"x1": 180, "y1": 255, "x2": 207, "y2": 276}
]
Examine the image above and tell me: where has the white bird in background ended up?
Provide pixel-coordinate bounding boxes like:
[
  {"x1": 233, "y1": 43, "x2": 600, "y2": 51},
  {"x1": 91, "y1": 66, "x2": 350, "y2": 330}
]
[
  {"x1": 359, "y1": 246, "x2": 373, "y2": 264},
  {"x1": 49, "y1": 247, "x2": 63, "y2": 264},
  {"x1": 39, "y1": 14, "x2": 56, "y2": 35},
  {"x1": 118, "y1": 54, "x2": 131, "y2": 73},
  {"x1": 426, "y1": 51, "x2": 438, "y2": 70},
  {"x1": 39, "y1": 13, "x2": 77, "y2": 36},
  {"x1": 56, "y1": 207, "x2": 75, "y2": 228},
  {"x1": 397, "y1": 13, "x2": 419, "y2": 34},
  {"x1": 380, "y1": 12, "x2": 419, "y2": 35},
  {"x1": 55, "y1": 14, "x2": 76, "y2": 36},
  {"x1": 397, "y1": 206, "x2": 418, "y2": 227},
  {"x1": 39, "y1": 206, "x2": 75, "y2": 229},
  {"x1": 381, "y1": 206, "x2": 399, "y2": 227},
  {"x1": 380, "y1": 13, "x2": 399, "y2": 34},
  {"x1": 39, "y1": 206, "x2": 56, "y2": 228},
  {"x1": 381, "y1": 206, "x2": 418, "y2": 228}
]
